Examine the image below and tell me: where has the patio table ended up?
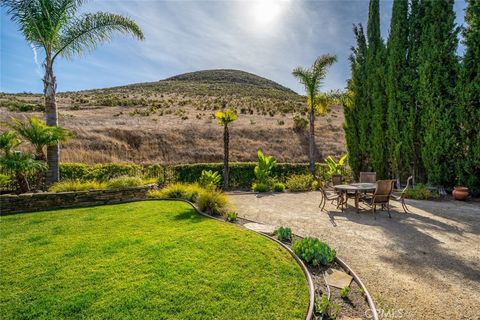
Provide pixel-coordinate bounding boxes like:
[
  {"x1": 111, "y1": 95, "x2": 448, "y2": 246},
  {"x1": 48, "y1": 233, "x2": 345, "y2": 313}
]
[{"x1": 334, "y1": 183, "x2": 376, "y2": 213}]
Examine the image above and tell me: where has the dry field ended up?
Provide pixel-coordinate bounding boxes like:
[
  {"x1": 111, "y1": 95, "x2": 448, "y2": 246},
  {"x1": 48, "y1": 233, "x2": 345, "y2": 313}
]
[{"x1": 0, "y1": 70, "x2": 346, "y2": 164}]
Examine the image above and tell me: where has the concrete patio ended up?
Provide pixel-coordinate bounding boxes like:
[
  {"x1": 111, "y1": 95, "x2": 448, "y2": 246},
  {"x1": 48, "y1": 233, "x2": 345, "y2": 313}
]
[{"x1": 229, "y1": 191, "x2": 480, "y2": 320}]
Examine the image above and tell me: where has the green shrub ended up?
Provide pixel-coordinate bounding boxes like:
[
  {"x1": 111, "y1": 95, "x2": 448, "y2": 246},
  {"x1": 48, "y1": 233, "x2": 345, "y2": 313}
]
[
  {"x1": 315, "y1": 294, "x2": 330, "y2": 315},
  {"x1": 273, "y1": 226, "x2": 292, "y2": 242},
  {"x1": 285, "y1": 174, "x2": 313, "y2": 192},
  {"x1": 106, "y1": 176, "x2": 147, "y2": 189},
  {"x1": 0, "y1": 174, "x2": 11, "y2": 190},
  {"x1": 252, "y1": 182, "x2": 270, "y2": 192},
  {"x1": 310, "y1": 180, "x2": 320, "y2": 190},
  {"x1": 292, "y1": 237, "x2": 336, "y2": 267},
  {"x1": 254, "y1": 149, "x2": 276, "y2": 184},
  {"x1": 340, "y1": 286, "x2": 350, "y2": 299},
  {"x1": 197, "y1": 189, "x2": 231, "y2": 216},
  {"x1": 60, "y1": 163, "x2": 142, "y2": 181},
  {"x1": 198, "y1": 170, "x2": 221, "y2": 189},
  {"x1": 48, "y1": 180, "x2": 107, "y2": 192},
  {"x1": 224, "y1": 211, "x2": 238, "y2": 222},
  {"x1": 147, "y1": 183, "x2": 202, "y2": 202},
  {"x1": 404, "y1": 183, "x2": 439, "y2": 200},
  {"x1": 272, "y1": 182, "x2": 285, "y2": 192},
  {"x1": 293, "y1": 115, "x2": 308, "y2": 132}
]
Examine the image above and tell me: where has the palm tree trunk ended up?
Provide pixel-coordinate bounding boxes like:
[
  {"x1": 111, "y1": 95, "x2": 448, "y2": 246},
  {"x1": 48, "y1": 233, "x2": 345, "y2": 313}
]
[
  {"x1": 223, "y1": 125, "x2": 229, "y2": 190},
  {"x1": 43, "y1": 54, "x2": 60, "y2": 186},
  {"x1": 16, "y1": 172, "x2": 30, "y2": 194},
  {"x1": 309, "y1": 108, "x2": 316, "y2": 175}
]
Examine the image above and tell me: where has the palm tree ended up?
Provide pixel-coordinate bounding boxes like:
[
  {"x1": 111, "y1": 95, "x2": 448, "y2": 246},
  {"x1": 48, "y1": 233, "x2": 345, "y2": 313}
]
[
  {"x1": 2, "y1": 0, "x2": 144, "y2": 185},
  {"x1": 0, "y1": 131, "x2": 21, "y2": 156},
  {"x1": 292, "y1": 54, "x2": 338, "y2": 175},
  {"x1": 215, "y1": 109, "x2": 238, "y2": 190},
  {"x1": 9, "y1": 117, "x2": 70, "y2": 161},
  {"x1": 0, "y1": 151, "x2": 47, "y2": 193}
]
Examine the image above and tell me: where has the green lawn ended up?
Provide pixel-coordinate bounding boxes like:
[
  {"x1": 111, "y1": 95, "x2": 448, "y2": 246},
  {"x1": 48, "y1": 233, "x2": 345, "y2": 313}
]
[{"x1": 0, "y1": 201, "x2": 308, "y2": 320}]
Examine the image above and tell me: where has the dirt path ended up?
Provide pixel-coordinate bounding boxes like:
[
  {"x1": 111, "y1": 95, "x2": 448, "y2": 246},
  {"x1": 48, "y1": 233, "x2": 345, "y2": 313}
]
[{"x1": 229, "y1": 192, "x2": 480, "y2": 320}]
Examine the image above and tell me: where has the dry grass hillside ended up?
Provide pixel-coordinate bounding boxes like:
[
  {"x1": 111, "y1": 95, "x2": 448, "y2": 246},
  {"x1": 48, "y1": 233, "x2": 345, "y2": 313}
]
[{"x1": 0, "y1": 69, "x2": 346, "y2": 164}]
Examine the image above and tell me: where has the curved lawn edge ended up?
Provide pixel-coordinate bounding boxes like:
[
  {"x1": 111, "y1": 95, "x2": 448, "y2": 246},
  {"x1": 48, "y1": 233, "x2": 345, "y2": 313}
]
[
  {"x1": 149, "y1": 198, "x2": 315, "y2": 320},
  {"x1": 335, "y1": 257, "x2": 379, "y2": 320}
]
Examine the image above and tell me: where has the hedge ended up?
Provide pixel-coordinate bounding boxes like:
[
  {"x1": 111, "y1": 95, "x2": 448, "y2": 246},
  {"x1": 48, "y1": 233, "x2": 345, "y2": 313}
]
[{"x1": 59, "y1": 162, "x2": 330, "y2": 189}]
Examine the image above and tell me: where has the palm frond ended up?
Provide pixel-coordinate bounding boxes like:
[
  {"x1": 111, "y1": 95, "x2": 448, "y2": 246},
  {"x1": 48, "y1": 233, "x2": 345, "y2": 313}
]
[
  {"x1": 54, "y1": 11, "x2": 144, "y2": 60},
  {"x1": 2, "y1": 0, "x2": 83, "y2": 49}
]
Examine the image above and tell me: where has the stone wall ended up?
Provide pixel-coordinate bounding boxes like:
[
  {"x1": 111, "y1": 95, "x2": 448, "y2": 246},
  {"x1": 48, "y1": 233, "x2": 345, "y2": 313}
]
[{"x1": 0, "y1": 185, "x2": 156, "y2": 215}]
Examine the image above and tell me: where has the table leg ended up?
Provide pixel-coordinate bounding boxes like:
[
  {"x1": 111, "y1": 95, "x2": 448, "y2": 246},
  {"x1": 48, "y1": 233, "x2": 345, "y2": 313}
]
[{"x1": 355, "y1": 192, "x2": 359, "y2": 213}]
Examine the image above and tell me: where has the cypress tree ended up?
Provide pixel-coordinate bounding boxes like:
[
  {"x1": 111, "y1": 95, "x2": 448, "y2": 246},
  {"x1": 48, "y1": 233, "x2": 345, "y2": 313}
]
[
  {"x1": 406, "y1": 0, "x2": 426, "y2": 183},
  {"x1": 344, "y1": 24, "x2": 368, "y2": 178},
  {"x1": 386, "y1": 0, "x2": 410, "y2": 183},
  {"x1": 366, "y1": 0, "x2": 388, "y2": 178},
  {"x1": 418, "y1": 0, "x2": 459, "y2": 186},
  {"x1": 457, "y1": 0, "x2": 480, "y2": 193}
]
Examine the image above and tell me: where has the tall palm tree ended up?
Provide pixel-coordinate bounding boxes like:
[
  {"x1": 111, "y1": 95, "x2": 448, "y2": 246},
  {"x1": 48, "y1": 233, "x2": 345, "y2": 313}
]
[
  {"x1": 2, "y1": 0, "x2": 144, "y2": 185},
  {"x1": 292, "y1": 54, "x2": 338, "y2": 175},
  {"x1": 215, "y1": 109, "x2": 238, "y2": 190},
  {"x1": 9, "y1": 117, "x2": 70, "y2": 161}
]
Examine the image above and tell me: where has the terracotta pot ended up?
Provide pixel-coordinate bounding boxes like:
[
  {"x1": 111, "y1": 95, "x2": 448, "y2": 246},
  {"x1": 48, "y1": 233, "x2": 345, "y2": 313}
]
[{"x1": 452, "y1": 186, "x2": 469, "y2": 201}]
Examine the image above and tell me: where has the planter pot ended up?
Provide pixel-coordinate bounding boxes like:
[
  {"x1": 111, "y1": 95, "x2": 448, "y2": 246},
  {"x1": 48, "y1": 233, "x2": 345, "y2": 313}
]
[{"x1": 452, "y1": 186, "x2": 469, "y2": 201}]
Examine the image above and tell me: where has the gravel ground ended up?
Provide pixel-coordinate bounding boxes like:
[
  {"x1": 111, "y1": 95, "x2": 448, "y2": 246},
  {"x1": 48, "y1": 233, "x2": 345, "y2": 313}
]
[{"x1": 229, "y1": 192, "x2": 480, "y2": 320}]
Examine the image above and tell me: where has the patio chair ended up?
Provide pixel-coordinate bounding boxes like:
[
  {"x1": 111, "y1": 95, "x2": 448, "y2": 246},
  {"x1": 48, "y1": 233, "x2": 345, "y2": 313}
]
[
  {"x1": 360, "y1": 172, "x2": 377, "y2": 183},
  {"x1": 319, "y1": 184, "x2": 343, "y2": 212},
  {"x1": 361, "y1": 180, "x2": 395, "y2": 219},
  {"x1": 391, "y1": 176, "x2": 413, "y2": 213},
  {"x1": 331, "y1": 174, "x2": 342, "y2": 187}
]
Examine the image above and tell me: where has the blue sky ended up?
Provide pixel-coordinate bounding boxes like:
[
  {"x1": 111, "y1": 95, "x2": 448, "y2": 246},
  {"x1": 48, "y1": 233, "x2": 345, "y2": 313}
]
[{"x1": 0, "y1": 0, "x2": 467, "y2": 94}]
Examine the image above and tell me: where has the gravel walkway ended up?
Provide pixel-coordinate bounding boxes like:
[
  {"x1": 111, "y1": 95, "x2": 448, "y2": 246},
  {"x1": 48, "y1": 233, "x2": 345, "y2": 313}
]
[{"x1": 229, "y1": 191, "x2": 480, "y2": 320}]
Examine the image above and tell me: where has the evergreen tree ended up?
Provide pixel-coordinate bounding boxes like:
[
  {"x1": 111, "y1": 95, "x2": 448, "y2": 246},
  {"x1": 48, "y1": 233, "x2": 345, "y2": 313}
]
[
  {"x1": 407, "y1": 0, "x2": 426, "y2": 183},
  {"x1": 418, "y1": 0, "x2": 459, "y2": 186},
  {"x1": 457, "y1": 0, "x2": 480, "y2": 193},
  {"x1": 366, "y1": 0, "x2": 388, "y2": 178},
  {"x1": 386, "y1": 0, "x2": 410, "y2": 183},
  {"x1": 344, "y1": 24, "x2": 367, "y2": 178}
]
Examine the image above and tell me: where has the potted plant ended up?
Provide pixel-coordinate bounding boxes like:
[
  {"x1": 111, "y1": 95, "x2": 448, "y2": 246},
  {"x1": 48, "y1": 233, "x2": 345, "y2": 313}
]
[{"x1": 452, "y1": 186, "x2": 469, "y2": 201}]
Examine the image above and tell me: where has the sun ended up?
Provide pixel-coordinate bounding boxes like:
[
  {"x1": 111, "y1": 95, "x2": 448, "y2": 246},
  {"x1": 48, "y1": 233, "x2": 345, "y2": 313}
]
[{"x1": 249, "y1": 0, "x2": 290, "y2": 29}]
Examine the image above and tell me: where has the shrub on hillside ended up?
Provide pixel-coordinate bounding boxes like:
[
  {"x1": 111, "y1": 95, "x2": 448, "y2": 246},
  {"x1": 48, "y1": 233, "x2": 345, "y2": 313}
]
[
  {"x1": 285, "y1": 174, "x2": 313, "y2": 192},
  {"x1": 293, "y1": 115, "x2": 308, "y2": 132},
  {"x1": 292, "y1": 237, "x2": 336, "y2": 267}
]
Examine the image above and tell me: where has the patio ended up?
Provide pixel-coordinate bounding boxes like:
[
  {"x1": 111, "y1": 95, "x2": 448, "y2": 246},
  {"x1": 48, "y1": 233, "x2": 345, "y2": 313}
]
[{"x1": 230, "y1": 192, "x2": 480, "y2": 320}]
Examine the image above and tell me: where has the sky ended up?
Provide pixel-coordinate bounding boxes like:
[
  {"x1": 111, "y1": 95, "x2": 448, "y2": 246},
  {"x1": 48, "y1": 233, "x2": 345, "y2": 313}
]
[{"x1": 0, "y1": 0, "x2": 468, "y2": 94}]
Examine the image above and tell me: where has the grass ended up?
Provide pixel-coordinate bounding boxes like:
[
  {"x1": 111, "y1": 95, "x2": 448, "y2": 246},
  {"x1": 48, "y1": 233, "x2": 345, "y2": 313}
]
[{"x1": 0, "y1": 201, "x2": 309, "y2": 319}]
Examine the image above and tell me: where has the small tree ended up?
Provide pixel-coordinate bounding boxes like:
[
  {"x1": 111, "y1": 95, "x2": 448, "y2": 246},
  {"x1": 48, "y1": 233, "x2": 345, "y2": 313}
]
[
  {"x1": 0, "y1": 151, "x2": 47, "y2": 193},
  {"x1": 0, "y1": 131, "x2": 21, "y2": 156},
  {"x1": 9, "y1": 117, "x2": 71, "y2": 161},
  {"x1": 292, "y1": 54, "x2": 338, "y2": 175},
  {"x1": 215, "y1": 109, "x2": 238, "y2": 190}
]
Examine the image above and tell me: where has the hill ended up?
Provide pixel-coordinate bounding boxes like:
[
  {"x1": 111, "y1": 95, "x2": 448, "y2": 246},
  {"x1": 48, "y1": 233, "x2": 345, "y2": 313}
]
[{"x1": 0, "y1": 69, "x2": 346, "y2": 164}]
